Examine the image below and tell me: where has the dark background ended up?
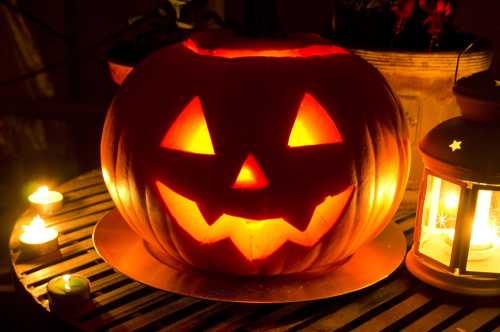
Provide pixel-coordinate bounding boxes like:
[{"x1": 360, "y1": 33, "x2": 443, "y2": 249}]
[{"x1": 0, "y1": 0, "x2": 498, "y2": 330}]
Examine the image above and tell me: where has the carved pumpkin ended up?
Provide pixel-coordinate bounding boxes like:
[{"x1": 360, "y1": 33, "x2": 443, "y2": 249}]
[{"x1": 101, "y1": 31, "x2": 410, "y2": 276}]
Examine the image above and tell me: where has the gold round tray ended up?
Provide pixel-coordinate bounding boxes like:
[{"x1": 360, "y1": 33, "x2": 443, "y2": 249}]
[{"x1": 93, "y1": 209, "x2": 406, "y2": 303}]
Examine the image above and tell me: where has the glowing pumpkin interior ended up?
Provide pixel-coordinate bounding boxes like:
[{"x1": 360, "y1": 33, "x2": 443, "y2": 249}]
[{"x1": 231, "y1": 154, "x2": 269, "y2": 190}]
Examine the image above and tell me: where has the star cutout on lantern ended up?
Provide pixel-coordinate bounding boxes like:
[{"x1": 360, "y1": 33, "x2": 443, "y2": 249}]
[
  {"x1": 449, "y1": 140, "x2": 462, "y2": 152},
  {"x1": 495, "y1": 80, "x2": 500, "y2": 87},
  {"x1": 437, "y1": 214, "x2": 448, "y2": 228}
]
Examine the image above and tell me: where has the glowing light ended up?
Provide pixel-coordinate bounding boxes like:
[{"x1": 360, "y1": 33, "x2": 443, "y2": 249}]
[
  {"x1": 444, "y1": 191, "x2": 460, "y2": 211},
  {"x1": 20, "y1": 215, "x2": 58, "y2": 245},
  {"x1": 183, "y1": 39, "x2": 349, "y2": 59},
  {"x1": 449, "y1": 140, "x2": 462, "y2": 152},
  {"x1": 29, "y1": 186, "x2": 62, "y2": 205},
  {"x1": 420, "y1": 175, "x2": 500, "y2": 269},
  {"x1": 288, "y1": 93, "x2": 343, "y2": 148},
  {"x1": 232, "y1": 154, "x2": 269, "y2": 190},
  {"x1": 63, "y1": 274, "x2": 71, "y2": 291},
  {"x1": 470, "y1": 190, "x2": 497, "y2": 248},
  {"x1": 418, "y1": 176, "x2": 460, "y2": 266},
  {"x1": 38, "y1": 186, "x2": 49, "y2": 196},
  {"x1": 161, "y1": 96, "x2": 215, "y2": 155},
  {"x1": 156, "y1": 180, "x2": 353, "y2": 261}
]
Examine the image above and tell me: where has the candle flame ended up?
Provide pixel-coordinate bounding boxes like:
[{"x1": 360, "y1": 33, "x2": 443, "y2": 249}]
[
  {"x1": 37, "y1": 186, "x2": 49, "y2": 195},
  {"x1": 470, "y1": 190, "x2": 497, "y2": 247},
  {"x1": 22, "y1": 215, "x2": 47, "y2": 233},
  {"x1": 63, "y1": 274, "x2": 71, "y2": 290},
  {"x1": 30, "y1": 186, "x2": 52, "y2": 204},
  {"x1": 444, "y1": 191, "x2": 459, "y2": 211},
  {"x1": 20, "y1": 215, "x2": 58, "y2": 244}
]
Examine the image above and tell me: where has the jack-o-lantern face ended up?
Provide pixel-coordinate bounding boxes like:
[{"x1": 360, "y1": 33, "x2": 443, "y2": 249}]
[
  {"x1": 155, "y1": 93, "x2": 354, "y2": 261},
  {"x1": 101, "y1": 31, "x2": 410, "y2": 275}
]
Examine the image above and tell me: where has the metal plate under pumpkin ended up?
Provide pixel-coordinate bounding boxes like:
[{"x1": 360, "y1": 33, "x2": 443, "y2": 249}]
[{"x1": 93, "y1": 209, "x2": 406, "y2": 303}]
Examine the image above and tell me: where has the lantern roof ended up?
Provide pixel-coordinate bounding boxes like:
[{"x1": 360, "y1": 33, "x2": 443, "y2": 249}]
[
  {"x1": 453, "y1": 71, "x2": 500, "y2": 122},
  {"x1": 420, "y1": 116, "x2": 500, "y2": 183}
]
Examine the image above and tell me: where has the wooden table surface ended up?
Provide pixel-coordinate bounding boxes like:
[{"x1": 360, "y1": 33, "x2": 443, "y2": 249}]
[{"x1": 8, "y1": 170, "x2": 500, "y2": 331}]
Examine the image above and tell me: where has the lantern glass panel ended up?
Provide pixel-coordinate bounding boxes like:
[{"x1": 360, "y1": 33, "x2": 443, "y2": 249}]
[
  {"x1": 466, "y1": 189, "x2": 500, "y2": 274},
  {"x1": 418, "y1": 175, "x2": 461, "y2": 266}
]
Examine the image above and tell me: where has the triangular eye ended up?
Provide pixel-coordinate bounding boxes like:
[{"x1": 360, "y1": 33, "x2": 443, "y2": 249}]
[
  {"x1": 161, "y1": 96, "x2": 215, "y2": 155},
  {"x1": 288, "y1": 93, "x2": 343, "y2": 148}
]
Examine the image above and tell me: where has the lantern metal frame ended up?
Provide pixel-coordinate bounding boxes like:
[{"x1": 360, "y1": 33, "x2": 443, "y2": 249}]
[{"x1": 407, "y1": 168, "x2": 500, "y2": 295}]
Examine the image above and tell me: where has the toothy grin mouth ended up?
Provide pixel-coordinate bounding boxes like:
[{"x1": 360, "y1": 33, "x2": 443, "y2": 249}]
[{"x1": 156, "y1": 180, "x2": 353, "y2": 261}]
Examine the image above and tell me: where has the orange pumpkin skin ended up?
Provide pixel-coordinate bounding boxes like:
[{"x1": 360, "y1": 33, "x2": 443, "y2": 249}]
[{"x1": 101, "y1": 32, "x2": 410, "y2": 276}]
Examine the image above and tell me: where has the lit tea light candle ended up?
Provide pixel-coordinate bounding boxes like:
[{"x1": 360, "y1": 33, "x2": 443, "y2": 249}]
[
  {"x1": 28, "y1": 186, "x2": 63, "y2": 215},
  {"x1": 19, "y1": 215, "x2": 59, "y2": 256},
  {"x1": 47, "y1": 274, "x2": 91, "y2": 315}
]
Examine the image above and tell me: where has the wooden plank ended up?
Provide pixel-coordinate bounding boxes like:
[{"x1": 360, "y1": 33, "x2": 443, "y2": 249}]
[
  {"x1": 63, "y1": 184, "x2": 108, "y2": 202},
  {"x1": 23, "y1": 250, "x2": 100, "y2": 286},
  {"x1": 157, "y1": 302, "x2": 233, "y2": 332},
  {"x1": 52, "y1": 210, "x2": 110, "y2": 236},
  {"x1": 401, "y1": 304, "x2": 463, "y2": 332},
  {"x1": 74, "y1": 169, "x2": 102, "y2": 180},
  {"x1": 57, "y1": 172, "x2": 103, "y2": 194},
  {"x1": 78, "y1": 281, "x2": 146, "y2": 317},
  {"x1": 17, "y1": 237, "x2": 94, "y2": 274},
  {"x1": 62, "y1": 169, "x2": 101, "y2": 182},
  {"x1": 351, "y1": 291, "x2": 432, "y2": 332},
  {"x1": 58, "y1": 225, "x2": 94, "y2": 245},
  {"x1": 32, "y1": 262, "x2": 113, "y2": 298},
  {"x1": 89, "y1": 272, "x2": 128, "y2": 294},
  {"x1": 205, "y1": 304, "x2": 262, "y2": 332},
  {"x1": 50, "y1": 193, "x2": 112, "y2": 221},
  {"x1": 442, "y1": 307, "x2": 500, "y2": 332},
  {"x1": 244, "y1": 303, "x2": 314, "y2": 331},
  {"x1": 297, "y1": 277, "x2": 414, "y2": 331},
  {"x1": 108, "y1": 297, "x2": 203, "y2": 332},
  {"x1": 90, "y1": 281, "x2": 144, "y2": 307},
  {"x1": 77, "y1": 169, "x2": 101, "y2": 178},
  {"x1": 80, "y1": 291, "x2": 173, "y2": 332},
  {"x1": 48, "y1": 201, "x2": 113, "y2": 228}
]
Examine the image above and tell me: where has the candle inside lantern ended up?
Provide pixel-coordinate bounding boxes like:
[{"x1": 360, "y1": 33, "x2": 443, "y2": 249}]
[
  {"x1": 19, "y1": 215, "x2": 59, "y2": 257},
  {"x1": 442, "y1": 189, "x2": 499, "y2": 253},
  {"x1": 469, "y1": 190, "x2": 498, "y2": 249},
  {"x1": 28, "y1": 186, "x2": 63, "y2": 215},
  {"x1": 418, "y1": 176, "x2": 461, "y2": 265},
  {"x1": 420, "y1": 175, "x2": 500, "y2": 268},
  {"x1": 47, "y1": 274, "x2": 91, "y2": 315},
  {"x1": 466, "y1": 190, "x2": 500, "y2": 273}
]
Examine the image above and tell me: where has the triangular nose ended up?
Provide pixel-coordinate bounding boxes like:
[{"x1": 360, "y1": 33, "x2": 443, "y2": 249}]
[{"x1": 232, "y1": 153, "x2": 269, "y2": 190}]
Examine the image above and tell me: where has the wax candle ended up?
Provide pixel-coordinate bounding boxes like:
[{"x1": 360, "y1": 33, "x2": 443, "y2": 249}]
[
  {"x1": 19, "y1": 215, "x2": 59, "y2": 256},
  {"x1": 47, "y1": 274, "x2": 91, "y2": 315},
  {"x1": 28, "y1": 186, "x2": 63, "y2": 215}
]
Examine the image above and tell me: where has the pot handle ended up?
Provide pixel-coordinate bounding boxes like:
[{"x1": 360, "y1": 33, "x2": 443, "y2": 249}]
[{"x1": 454, "y1": 39, "x2": 480, "y2": 84}]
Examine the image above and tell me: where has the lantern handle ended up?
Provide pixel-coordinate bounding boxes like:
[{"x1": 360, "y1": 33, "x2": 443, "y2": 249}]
[{"x1": 454, "y1": 39, "x2": 479, "y2": 84}]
